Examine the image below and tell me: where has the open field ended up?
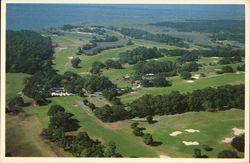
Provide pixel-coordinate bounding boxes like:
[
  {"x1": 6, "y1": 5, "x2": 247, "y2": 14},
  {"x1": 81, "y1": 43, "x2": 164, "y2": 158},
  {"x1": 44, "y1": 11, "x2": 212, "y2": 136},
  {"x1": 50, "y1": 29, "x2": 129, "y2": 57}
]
[
  {"x1": 6, "y1": 73, "x2": 30, "y2": 101},
  {"x1": 139, "y1": 108, "x2": 244, "y2": 158},
  {"x1": 6, "y1": 113, "x2": 68, "y2": 157}
]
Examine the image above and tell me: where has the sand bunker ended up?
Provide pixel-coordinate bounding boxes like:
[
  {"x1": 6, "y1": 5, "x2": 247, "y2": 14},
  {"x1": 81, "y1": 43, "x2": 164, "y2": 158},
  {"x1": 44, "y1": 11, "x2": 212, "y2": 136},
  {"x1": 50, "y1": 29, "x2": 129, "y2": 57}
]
[
  {"x1": 232, "y1": 128, "x2": 244, "y2": 136},
  {"x1": 221, "y1": 128, "x2": 244, "y2": 143},
  {"x1": 159, "y1": 155, "x2": 170, "y2": 158},
  {"x1": 185, "y1": 129, "x2": 200, "y2": 133},
  {"x1": 186, "y1": 80, "x2": 194, "y2": 83},
  {"x1": 182, "y1": 141, "x2": 199, "y2": 146},
  {"x1": 212, "y1": 57, "x2": 219, "y2": 59},
  {"x1": 154, "y1": 58, "x2": 159, "y2": 61},
  {"x1": 169, "y1": 131, "x2": 182, "y2": 136},
  {"x1": 68, "y1": 57, "x2": 73, "y2": 60},
  {"x1": 222, "y1": 137, "x2": 234, "y2": 143}
]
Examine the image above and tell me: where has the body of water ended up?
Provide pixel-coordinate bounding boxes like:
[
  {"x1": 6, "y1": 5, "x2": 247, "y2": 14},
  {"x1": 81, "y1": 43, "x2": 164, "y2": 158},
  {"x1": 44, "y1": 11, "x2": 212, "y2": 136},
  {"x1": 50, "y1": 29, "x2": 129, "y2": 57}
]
[{"x1": 7, "y1": 4, "x2": 244, "y2": 30}]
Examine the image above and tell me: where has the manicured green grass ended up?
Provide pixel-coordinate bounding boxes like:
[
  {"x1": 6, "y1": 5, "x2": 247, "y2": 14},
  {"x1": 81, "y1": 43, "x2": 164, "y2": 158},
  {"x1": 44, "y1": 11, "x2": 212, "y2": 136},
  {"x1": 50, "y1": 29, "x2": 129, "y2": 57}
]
[
  {"x1": 6, "y1": 73, "x2": 30, "y2": 101},
  {"x1": 27, "y1": 96, "x2": 158, "y2": 157},
  {"x1": 139, "y1": 109, "x2": 244, "y2": 158},
  {"x1": 120, "y1": 73, "x2": 244, "y2": 104},
  {"x1": 102, "y1": 64, "x2": 133, "y2": 81}
]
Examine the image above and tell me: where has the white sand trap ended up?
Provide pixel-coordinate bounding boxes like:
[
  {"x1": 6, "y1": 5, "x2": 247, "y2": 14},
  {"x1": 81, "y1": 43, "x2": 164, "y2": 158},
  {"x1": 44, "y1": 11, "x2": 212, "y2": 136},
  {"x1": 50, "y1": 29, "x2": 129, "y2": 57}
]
[
  {"x1": 185, "y1": 129, "x2": 200, "y2": 133},
  {"x1": 154, "y1": 58, "x2": 159, "y2": 61},
  {"x1": 169, "y1": 131, "x2": 182, "y2": 136},
  {"x1": 186, "y1": 80, "x2": 194, "y2": 83},
  {"x1": 212, "y1": 57, "x2": 219, "y2": 59},
  {"x1": 159, "y1": 155, "x2": 170, "y2": 158},
  {"x1": 182, "y1": 141, "x2": 199, "y2": 146},
  {"x1": 222, "y1": 137, "x2": 234, "y2": 143},
  {"x1": 232, "y1": 128, "x2": 244, "y2": 136},
  {"x1": 221, "y1": 128, "x2": 244, "y2": 143},
  {"x1": 68, "y1": 57, "x2": 73, "y2": 60}
]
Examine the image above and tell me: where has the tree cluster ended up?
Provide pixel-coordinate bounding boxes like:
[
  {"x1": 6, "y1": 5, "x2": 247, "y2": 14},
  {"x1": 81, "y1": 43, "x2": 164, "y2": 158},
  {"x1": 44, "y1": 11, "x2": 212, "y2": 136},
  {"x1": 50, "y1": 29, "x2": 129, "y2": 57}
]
[
  {"x1": 129, "y1": 84, "x2": 244, "y2": 118},
  {"x1": 133, "y1": 60, "x2": 175, "y2": 74},
  {"x1": 119, "y1": 46, "x2": 163, "y2": 64},
  {"x1": 94, "y1": 105, "x2": 129, "y2": 122},
  {"x1": 90, "y1": 60, "x2": 122, "y2": 74},
  {"x1": 218, "y1": 56, "x2": 242, "y2": 64},
  {"x1": 71, "y1": 57, "x2": 81, "y2": 68},
  {"x1": 216, "y1": 66, "x2": 234, "y2": 74}
]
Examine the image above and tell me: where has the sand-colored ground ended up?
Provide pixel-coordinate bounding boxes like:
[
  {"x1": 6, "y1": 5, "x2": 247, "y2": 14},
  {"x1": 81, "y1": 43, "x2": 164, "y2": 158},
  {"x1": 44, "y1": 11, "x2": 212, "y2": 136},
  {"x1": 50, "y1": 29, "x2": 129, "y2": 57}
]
[
  {"x1": 169, "y1": 131, "x2": 182, "y2": 136},
  {"x1": 182, "y1": 141, "x2": 199, "y2": 146},
  {"x1": 185, "y1": 129, "x2": 200, "y2": 133},
  {"x1": 221, "y1": 127, "x2": 244, "y2": 143},
  {"x1": 186, "y1": 80, "x2": 195, "y2": 83}
]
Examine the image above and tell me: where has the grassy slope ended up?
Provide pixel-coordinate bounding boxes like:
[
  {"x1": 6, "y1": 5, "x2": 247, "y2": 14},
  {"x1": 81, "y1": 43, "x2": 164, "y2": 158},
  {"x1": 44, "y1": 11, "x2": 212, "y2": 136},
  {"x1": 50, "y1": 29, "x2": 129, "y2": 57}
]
[
  {"x1": 6, "y1": 73, "x2": 30, "y2": 101},
  {"x1": 27, "y1": 96, "x2": 158, "y2": 157},
  {"x1": 139, "y1": 109, "x2": 244, "y2": 158}
]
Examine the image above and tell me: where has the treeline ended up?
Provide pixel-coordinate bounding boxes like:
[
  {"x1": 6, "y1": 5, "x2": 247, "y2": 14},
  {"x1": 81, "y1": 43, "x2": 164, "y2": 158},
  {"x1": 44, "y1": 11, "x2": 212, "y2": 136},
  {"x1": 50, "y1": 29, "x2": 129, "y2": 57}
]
[
  {"x1": 150, "y1": 20, "x2": 244, "y2": 42},
  {"x1": 119, "y1": 28, "x2": 188, "y2": 47},
  {"x1": 119, "y1": 46, "x2": 163, "y2": 64},
  {"x1": 160, "y1": 46, "x2": 244, "y2": 58},
  {"x1": 6, "y1": 30, "x2": 53, "y2": 74},
  {"x1": 128, "y1": 84, "x2": 244, "y2": 117},
  {"x1": 78, "y1": 27, "x2": 106, "y2": 35},
  {"x1": 76, "y1": 35, "x2": 127, "y2": 56},
  {"x1": 91, "y1": 84, "x2": 244, "y2": 122},
  {"x1": 41, "y1": 105, "x2": 122, "y2": 157},
  {"x1": 90, "y1": 60, "x2": 123, "y2": 74}
]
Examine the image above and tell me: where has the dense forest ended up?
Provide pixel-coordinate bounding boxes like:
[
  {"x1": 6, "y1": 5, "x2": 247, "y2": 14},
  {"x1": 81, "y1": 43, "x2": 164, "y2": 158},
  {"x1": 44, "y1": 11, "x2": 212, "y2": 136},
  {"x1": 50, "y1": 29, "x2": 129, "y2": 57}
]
[
  {"x1": 6, "y1": 30, "x2": 53, "y2": 74},
  {"x1": 150, "y1": 20, "x2": 245, "y2": 42}
]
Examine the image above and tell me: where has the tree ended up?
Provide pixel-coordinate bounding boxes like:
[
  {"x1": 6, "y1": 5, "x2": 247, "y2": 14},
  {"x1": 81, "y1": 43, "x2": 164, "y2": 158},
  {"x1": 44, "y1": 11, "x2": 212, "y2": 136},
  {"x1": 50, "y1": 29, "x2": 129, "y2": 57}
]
[
  {"x1": 15, "y1": 97, "x2": 24, "y2": 106},
  {"x1": 202, "y1": 144, "x2": 213, "y2": 151},
  {"x1": 193, "y1": 148, "x2": 201, "y2": 158},
  {"x1": 231, "y1": 134, "x2": 244, "y2": 152},
  {"x1": 218, "y1": 150, "x2": 239, "y2": 158},
  {"x1": 71, "y1": 57, "x2": 81, "y2": 68},
  {"x1": 222, "y1": 66, "x2": 234, "y2": 73},
  {"x1": 90, "y1": 61, "x2": 105, "y2": 74},
  {"x1": 180, "y1": 71, "x2": 192, "y2": 80},
  {"x1": 143, "y1": 133, "x2": 154, "y2": 145},
  {"x1": 132, "y1": 127, "x2": 144, "y2": 136},
  {"x1": 49, "y1": 112, "x2": 80, "y2": 132},
  {"x1": 193, "y1": 148, "x2": 208, "y2": 158},
  {"x1": 104, "y1": 141, "x2": 122, "y2": 157},
  {"x1": 146, "y1": 115, "x2": 153, "y2": 124},
  {"x1": 130, "y1": 122, "x2": 139, "y2": 129},
  {"x1": 48, "y1": 105, "x2": 65, "y2": 116},
  {"x1": 152, "y1": 74, "x2": 171, "y2": 87}
]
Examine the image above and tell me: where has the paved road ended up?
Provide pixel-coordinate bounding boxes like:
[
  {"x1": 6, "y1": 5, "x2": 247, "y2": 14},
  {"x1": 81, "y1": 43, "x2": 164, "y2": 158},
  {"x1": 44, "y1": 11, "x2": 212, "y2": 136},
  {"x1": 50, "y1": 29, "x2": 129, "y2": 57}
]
[
  {"x1": 75, "y1": 98, "x2": 94, "y2": 117},
  {"x1": 130, "y1": 111, "x2": 202, "y2": 121}
]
